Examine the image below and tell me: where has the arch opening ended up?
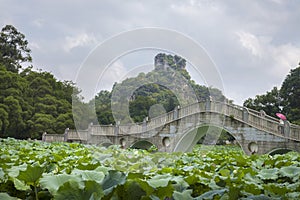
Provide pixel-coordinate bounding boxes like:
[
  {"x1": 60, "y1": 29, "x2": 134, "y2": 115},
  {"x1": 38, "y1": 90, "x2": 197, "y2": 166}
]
[
  {"x1": 197, "y1": 127, "x2": 236, "y2": 145},
  {"x1": 268, "y1": 148, "x2": 294, "y2": 155},
  {"x1": 248, "y1": 142, "x2": 258, "y2": 154},
  {"x1": 130, "y1": 140, "x2": 157, "y2": 151},
  {"x1": 99, "y1": 142, "x2": 113, "y2": 148},
  {"x1": 120, "y1": 138, "x2": 126, "y2": 148},
  {"x1": 173, "y1": 125, "x2": 242, "y2": 153},
  {"x1": 162, "y1": 137, "x2": 171, "y2": 147}
]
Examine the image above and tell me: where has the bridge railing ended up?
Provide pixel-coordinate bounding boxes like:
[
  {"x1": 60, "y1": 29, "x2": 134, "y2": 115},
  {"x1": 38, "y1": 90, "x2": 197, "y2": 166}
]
[
  {"x1": 142, "y1": 108, "x2": 178, "y2": 133},
  {"x1": 43, "y1": 134, "x2": 65, "y2": 142},
  {"x1": 247, "y1": 113, "x2": 280, "y2": 134},
  {"x1": 178, "y1": 102, "x2": 202, "y2": 119},
  {"x1": 92, "y1": 125, "x2": 115, "y2": 136},
  {"x1": 222, "y1": 103, "x2": 244, "y2": 120},
  {"x1": 290, "y1": 124, "x2": 300, "y2": 140},
  {"x1": 140, "y1": 100, "x2": 299, "y2": 143},
  {"x1": 116, "y1": 101, "x2": 203, "y2": 133},
  {"x1": 207, "y1": 101, "x2": 298, "y2": 140},
  {"x1": 146, "y1": 114, "x2": 168, "y2": 131},
  {"x1": 68, "y1": 130, "x2": 88, "y2": 141},
  {"x1": 43, "y1": 100, "x2": 300, "y2": 143},
  {"x1": 119, "y1": 124, "x2": 143, "y2": 135},
  {"x1": 247, "y1": 108, "x2": 280, "y2": 122},
  {"x1": 167, "y1": 111, "x2": 175, "y2": 123},
  {"x1": 208, "y1": 101, "x2": 281, "y2": 136}
]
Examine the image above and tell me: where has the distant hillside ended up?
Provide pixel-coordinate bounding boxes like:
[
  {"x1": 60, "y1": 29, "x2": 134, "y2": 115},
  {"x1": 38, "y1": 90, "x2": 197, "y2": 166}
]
[{"x1": 93, "y1": 53, "x2": 227, "y2": 124}]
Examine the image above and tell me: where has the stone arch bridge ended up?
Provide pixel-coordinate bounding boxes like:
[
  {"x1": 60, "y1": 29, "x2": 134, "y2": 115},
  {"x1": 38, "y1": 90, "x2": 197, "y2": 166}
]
[{"x1": 43, "y1": 101, "x2": 300, "y2": 155}]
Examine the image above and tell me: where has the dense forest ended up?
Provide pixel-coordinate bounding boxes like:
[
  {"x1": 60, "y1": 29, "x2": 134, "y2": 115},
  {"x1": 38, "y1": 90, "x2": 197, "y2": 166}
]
[
  {"x1": 0, "y1": 25, "x2": 78, "y2": 139},
  {"x1": 0, "y1": 24, "x2": 299, "y2": 140}
]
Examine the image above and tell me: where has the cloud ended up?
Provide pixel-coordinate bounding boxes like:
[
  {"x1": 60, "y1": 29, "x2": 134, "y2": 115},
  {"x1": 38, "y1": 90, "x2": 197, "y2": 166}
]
[
  {"x1": 1, "y1": 0, "x2": 299, "y2": 105},
  {"x1": 63, "y1": 33, "x2": 97, "y2": 52},
  {"x1": 98, "y1": 60, "x2": 127, "y2": 90},
  {"x1": 268, "y1": 0, "x2": 284, "y2": 4},
  {"x1": 29, "y1": 42, "x2": 40, "y2": 50},
  {"x1": 236, "y1": 30, "x2": 300, "y2": 78},
  {"x1": 32, "y1": 19, "x2": 44, "y2": 28},
  {"x1": 170, "y1": 0, "x2": 223, "y2": 18},
  {"x1": 271, "y1": 44, "x2": 300, "y2": 77},
  {"x1": 77, "y1": 60, "x2": 127, "y2": 100},
  {"x1": 236, "y1": 31, "x2": 264, "y2": 57}
]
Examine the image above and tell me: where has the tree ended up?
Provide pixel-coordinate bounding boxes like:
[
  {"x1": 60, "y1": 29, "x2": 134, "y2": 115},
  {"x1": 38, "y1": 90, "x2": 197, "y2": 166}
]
[
  {"x1": 0, "y1": 25, "x2": 80, "y2": 139},
  {"x1": 4, "y1": 96, "x2": 26, "y2": 138},
  {"x1": 243, "y1": 87, "x2": 281, "y2": 117},
  {"x1": 280, "y1": 65, "x2": 300, "y2": 124},
  {"x1": 0, "y1": 106, "x2": 9, "y2": 134},
  {"x1": 94, "y1": 90, "x2": 114, "y2": 125},
  {"x1": 129, "y1": 96, "x2": 156, "y2": 122},
  {"x1": 243, "y1": 64, "x2": 300, "y2": 125},
  {"x1": 30, "y1": 113, "x2": 55, "y2": 138},
  {"x1": 0, "y1": 25, "x2": 32, "y2": 73}
]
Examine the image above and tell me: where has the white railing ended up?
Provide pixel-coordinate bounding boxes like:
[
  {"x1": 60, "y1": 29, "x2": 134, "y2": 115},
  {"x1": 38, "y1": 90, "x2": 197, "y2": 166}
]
[
  {"x1": 290, "y1": 124, "x2": 300, "y2": 140},
  {"x1": 67, "y1": 130, "x2": 88, "y2": 140},
  {"x1": 43, "y1": 134, "x2": 65, "y2": 142}
]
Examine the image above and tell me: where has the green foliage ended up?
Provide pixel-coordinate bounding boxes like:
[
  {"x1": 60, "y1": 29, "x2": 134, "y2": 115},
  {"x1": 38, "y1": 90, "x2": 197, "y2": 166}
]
[
  {"x1": 0, "y1": 25, "x2": 32, "y2": 73},
  {"x1": 0, "y1": 65, "x2": 77, "y2": 138},
  {"x1": 129, "y1": 95, "x2": 156, "y2": 122},
  {"x1": 0, "y1": 138, "x2": 299, "y2": 199},
  {"x1": 94, "y1": 90, "x2": 114, "y2": 125},
  {"x1": 94, "y1": 53, "x2": 226, "y2": 124},
  {"x1": 281, "y1": 66, "x2": 300, "y2": 124},
  {"x1": 0, "y1": 25, "x2": 79, "y2": 138},
  {"x1": 0, "y1": 192, "x2": 19, "y2": 200},
  {"x1": 244, "y1": 87, "x2": 281, "y2": 117},
  {"x1": 244, "y1": 64, "x2": 300, "y2": 125},
  {"x1": 154, "y1": 53, "x2": 191, "y2": 80}
]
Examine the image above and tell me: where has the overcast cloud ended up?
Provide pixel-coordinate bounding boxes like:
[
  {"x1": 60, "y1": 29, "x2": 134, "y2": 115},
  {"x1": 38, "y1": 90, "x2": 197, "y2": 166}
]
[{"x1": 1, "y1": 0, "x2": 299, "y2": 105}]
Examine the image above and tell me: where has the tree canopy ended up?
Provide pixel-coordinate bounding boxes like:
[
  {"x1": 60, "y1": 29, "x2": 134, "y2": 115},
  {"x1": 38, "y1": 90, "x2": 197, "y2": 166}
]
[
  {"x1": 0, "y1": 25, "x2": 32, "y2": 73},
  {"x1": 0, "y1": 64, "x2": 78, "y2": 139},
  {"x1": 0, "y1": 25, "x2": 77, "y2": 139},
  {"x1": 281, "y1": 66, "x2": 300, "y2": 124},
  {"x1": 244, "y1": 64, "x2": 300, "y2": 125}
]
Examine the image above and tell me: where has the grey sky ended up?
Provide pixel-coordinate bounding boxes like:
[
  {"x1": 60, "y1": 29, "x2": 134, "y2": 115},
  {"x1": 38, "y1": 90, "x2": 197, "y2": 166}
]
[{"x1": 1, "y1": 0, "x2": 299, "y2": 105}]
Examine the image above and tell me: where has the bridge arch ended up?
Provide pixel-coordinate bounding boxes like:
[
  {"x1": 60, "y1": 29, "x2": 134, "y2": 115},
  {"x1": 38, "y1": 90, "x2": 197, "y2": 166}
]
[
  {"x1": 268, "y1": 148, "x2": 295, "y2": 155},
  {"x1": 130, "y1": 140, "x2": 157, "y2": 150},
  {"x1": 99, "y1": 142, "x2": 113, "y2": 148},
  {"x1": 97, "y1": 138, "x2": 114, "y2": 147},
  {"x1": 173, "y1": 124, "x2": 245, "y2": 153}
]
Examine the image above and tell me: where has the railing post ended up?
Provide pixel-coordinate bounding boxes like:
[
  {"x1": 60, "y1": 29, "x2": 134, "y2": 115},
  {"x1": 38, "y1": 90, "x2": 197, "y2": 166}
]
[
  {"x1": 174, "y1": 106, "x2": 179, "y2": 120},
  {"x1": 142, "y1": 118, "x2": 147, "y2": 132},
  {"x1": 87, "y1": 122, "x2": 93, "y2": 143},
  {"x1": 42, "y1": 132, "x2": 47, "y2": 142},
  {"x1": 284, "y1": 121, "x2": 290, "y2": 138},
  {"x1": 64, "y1": 128, "x2": 69, "y2": 142},
  {"x1": 243, "y1": 108, "x2": 249, "y2": 123},
  {"x1": 205, "y1": 99, "x2": 211, "y2": 111},
  {"x1": 114, "y1": 125, "x2": 119, "y2": 135},
  {"x1": 114, "y1": 121, "x2": 120, "y2": 135}
]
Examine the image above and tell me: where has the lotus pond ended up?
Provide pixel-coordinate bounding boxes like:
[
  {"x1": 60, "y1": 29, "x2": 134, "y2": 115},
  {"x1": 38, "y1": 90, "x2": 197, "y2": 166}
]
[{"x1": 0, "y1": 138, "x2": 300, "y2": 199}]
